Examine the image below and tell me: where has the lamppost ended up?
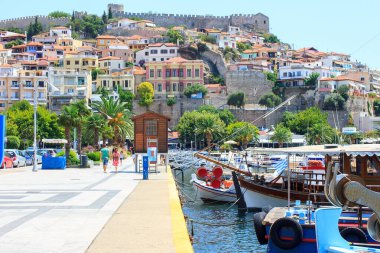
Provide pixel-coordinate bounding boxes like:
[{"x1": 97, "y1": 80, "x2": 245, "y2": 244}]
[
  {"x1": 194, "y1": 128, "x2": 198, "y2": 151},
  {"x1": 32, "y1": 84, "x2": 38, "y2": 172}
]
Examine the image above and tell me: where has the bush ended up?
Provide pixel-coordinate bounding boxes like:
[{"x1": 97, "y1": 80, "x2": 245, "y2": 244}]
[
  {"x1": 184, "y1": 84, "x2": 208, "y2": 98},
  {"x1": 259, "y1": 93, "x2": 282, "y2": 108},
  {"x1": 6, "y1": 136, "x2": 20, "y2": 149},
  {"x1": 227, "y1": 92, "x2": 246, "y2": 108},
  {"x1": 87, "y1": 152, "x2": 100, "y2": 161},
  {"x1": 56, "y1": 149, "x2": 80, "y2": 165},
  {"x1": 323, "y1": 93, "x2": 345, "y2": 110},
  {"x1": 167, "y1": 97, "x2": 177, "y2": 106}
]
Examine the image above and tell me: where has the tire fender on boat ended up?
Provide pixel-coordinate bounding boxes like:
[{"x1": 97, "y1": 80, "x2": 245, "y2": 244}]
[
  {"x1": 269, "y1": 217, "x2": 303, "y2": 250},
  {"x1": 253, "y1": 212, "x2": 268, "y2": 245},
  {"x1": 340, "y1": 227, "x2": 367, "y2": 243}
]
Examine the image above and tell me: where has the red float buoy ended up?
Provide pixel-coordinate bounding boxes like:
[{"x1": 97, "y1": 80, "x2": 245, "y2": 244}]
[
  {"x1": 211, "y1": 178, "x2": 222, "y2": 188},
  {"x1": 212, "y1": 166, "x2": 223, "y2": 178},
  {"x1": 196, "y1": 167, "x2": 208, "y2": 179}
]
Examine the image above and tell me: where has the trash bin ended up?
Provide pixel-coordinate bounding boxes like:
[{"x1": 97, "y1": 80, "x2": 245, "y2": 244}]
[{"x1": 80, "y1": 155, "x2": 88, "y2": 168}]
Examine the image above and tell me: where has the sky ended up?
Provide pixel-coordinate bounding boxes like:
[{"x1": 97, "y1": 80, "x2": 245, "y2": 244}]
[{"x1": 1, "y1": 0, "x2": 380, "y2": 69}]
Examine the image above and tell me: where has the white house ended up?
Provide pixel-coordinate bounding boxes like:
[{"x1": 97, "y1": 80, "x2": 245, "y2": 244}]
[
  {"x1": 228, "y1": 26, "x2": 241, "y2": 35},
  {"x1": 98, "y1": 56, "x2": 125, "y2": 74},
  {"x1": 49, "y1": 27, "x2": 72, "y2": 38},
  {"x1": 218, "y1": 33, "x2": 237, "y2": 49},
  {"x1": 135, "y1": 43, "x2": 179, "y2": 65}
]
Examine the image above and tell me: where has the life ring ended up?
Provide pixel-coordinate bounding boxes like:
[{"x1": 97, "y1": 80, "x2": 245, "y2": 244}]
[
  {"x1": 269, "y1": 217, "x2": 303, "y2": 250},
  {"x1": 253, "y1": 212, "x2": 268, "y2": 245},
  {"x1": 340, "y1": 227, "x2": 367, "y2": 243}
]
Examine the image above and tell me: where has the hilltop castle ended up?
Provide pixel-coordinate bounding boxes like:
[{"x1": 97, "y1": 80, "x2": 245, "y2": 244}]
[{"x1": 108, "y1": 3, "x2": 269, "y2": 33}]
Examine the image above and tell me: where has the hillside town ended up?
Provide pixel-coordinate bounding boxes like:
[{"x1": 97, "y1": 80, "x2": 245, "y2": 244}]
[{"x1": 0, "y1": 3, "x2": 379, "y2": 149}]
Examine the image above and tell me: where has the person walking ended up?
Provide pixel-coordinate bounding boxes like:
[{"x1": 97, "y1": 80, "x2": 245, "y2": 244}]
[
  {"x1": 120, "y1": 150, "x2": 124, "y2": 167},
  {"x1": 100, "y1": 144, "x2": 110, "y2": 173},
  {"x1": 112, "y1": 147, "x2": 120, "y2": 173}
]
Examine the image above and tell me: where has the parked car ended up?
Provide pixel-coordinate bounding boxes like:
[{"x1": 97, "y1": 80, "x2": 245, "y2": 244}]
[
  {"x1": 19, "y1": 150, "x2": 34, "y2": 166},
  {"x1": 1, "y1": 152, "x2": 13, "y2": 169},
  {"x1": 38, "y1": 149, "x2": 57, "y2": 157},
  {"x1": 24, "y1": 150, "x2": 42, "y2": 164},
  {"x1": 5, "y1": 150, "x2": 27, "y2": 167}
]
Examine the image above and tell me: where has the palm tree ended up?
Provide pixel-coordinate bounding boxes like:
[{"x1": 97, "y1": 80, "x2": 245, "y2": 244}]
[
  {"x1": 92, "y1": 97, "x2": 133, "y2": 145},
  {"x1": 58, "y1": 105, "x2": 79, "y2": 163},
  {"x1": 71, "y1": 100, "x2": 91, "y2": 155},
  {"x1": 271, "y1": 123, "x2": 292, "y2": 148},
  {"x1": 86, "y1": 114, "x2": 106, "y2": 148},
  {"x1": 195, "y1": 113, "x2": 225, "y2": 147}
]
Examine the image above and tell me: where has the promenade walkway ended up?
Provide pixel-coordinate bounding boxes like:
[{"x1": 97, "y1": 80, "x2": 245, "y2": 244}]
[{"x1": 0, "y1": 158, "x2": 193, "y2": 253}]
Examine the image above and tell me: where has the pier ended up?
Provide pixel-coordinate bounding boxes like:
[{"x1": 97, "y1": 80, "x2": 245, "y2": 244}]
[{"x1": 0, "y1": 158, "x2": 193, "y2": 253}]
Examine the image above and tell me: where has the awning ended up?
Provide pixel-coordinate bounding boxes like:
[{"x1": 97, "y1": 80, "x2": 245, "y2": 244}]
[
  {"x1": 42, "y1": 139, "x2": 68, "y2": 144},
  {"x1": 248, "y1": 144, "x2": 380, "y2": 156}
]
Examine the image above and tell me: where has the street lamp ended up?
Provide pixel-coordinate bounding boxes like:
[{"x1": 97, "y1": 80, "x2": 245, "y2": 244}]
[
  {"x1": 194, "y1": 128, "x2": 198, "y2": 151},
  {"x1": 32, "y1": 84, "x2": 38, "y2": 172}
]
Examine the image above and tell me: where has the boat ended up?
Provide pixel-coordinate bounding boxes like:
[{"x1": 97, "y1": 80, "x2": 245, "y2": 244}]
[
  {"x1": 252, "y1": 144, "x2": 380, "y2": 253},
  {"x1": 191, "y1": 174, "x2": 236, "y2": 203}
]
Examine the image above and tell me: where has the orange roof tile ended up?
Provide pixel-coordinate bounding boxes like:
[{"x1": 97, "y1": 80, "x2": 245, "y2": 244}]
[
  {"x1": 97, "y1": 35, "x2": 117, "y2": 39},
  {"x1": 99, "y1": 56, "x2": 122, "y2": 61},
  {"x1": 52, "y1": 26, "x2": 70, "y2": 30},
  {"x1": 26, "y1": 42, "x2": 43, "y2": 46},
  {"x1": 148, "y1": 43, "x2": 177, "y2": 47}
]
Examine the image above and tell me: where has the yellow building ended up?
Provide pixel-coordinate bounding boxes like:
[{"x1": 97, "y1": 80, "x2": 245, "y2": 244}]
[
  {"x1": 48, "y1": 67, "x2": 92, "y2": 113},
  {"x1": 63, "y1": 52, "x2": 98, "y2": 72},
  {"x1": 96, "y1": 35, "x2": 118, "y2": 50},
  {"x1": 145, "y1": 57, "x2": 204, "y2": 97},
  {"x1": 97, "y1": 69, "x2": 134, "y2": 93},
  {"x1": 0, "y1": 65, "x2": 48, "y2": 110}
]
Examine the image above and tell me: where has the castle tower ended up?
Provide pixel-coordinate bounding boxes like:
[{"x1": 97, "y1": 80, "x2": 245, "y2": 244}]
[{"x1": 108, "y1": 3, "x2": 124, "y2": 17}]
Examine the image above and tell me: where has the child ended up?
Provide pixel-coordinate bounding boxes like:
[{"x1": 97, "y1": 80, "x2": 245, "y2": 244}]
[
  {"x1": 112, "y1": 148, "x2": 120, "y2": 173},
  {"x1": 120, "y1": 150, "x2": 124, "y2": 166}
]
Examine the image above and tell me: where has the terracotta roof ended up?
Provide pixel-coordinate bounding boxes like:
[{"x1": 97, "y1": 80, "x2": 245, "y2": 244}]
[
  {"x1": 96, "y1": 35, "x2": 117, "y2": 39},
  {"x1": 148, "y1": 43, "x2": 177, "y2": 47},
  {"x1": 0, "y1": 64, "x2": 12, "y2": 68},
  {"x1": 320, "y1": 76, "x2": 364, "y2": 83},
  {"x1": 52, "y1": 26, "x2": 70, "y2": 30},
  {"x1": 99, "y1": 56, "x2": 122, "y2": 61},
  {"x1": 132, "y1": 111, "x2": 171, "y2": 121},
  {"x1": 133, "y1": 69, "x2": 146, "y2": 75},
  {"x1": 164, "y1": 57, "x2": 189, "y2": 63},
  {"x1": 127, "y1": 35, "x2": 146, "y2": 40},
  {"x1": 12, "y1": 44, "x2": 26, "y2": 49},
  {"x1": 26, "y1": 42, "x2": 43, "y2": 46}
]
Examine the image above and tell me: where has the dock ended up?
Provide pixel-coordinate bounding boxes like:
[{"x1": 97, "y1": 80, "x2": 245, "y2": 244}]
[{"x1": 0, "y1": 158, "x2": 193, "y2": 253}]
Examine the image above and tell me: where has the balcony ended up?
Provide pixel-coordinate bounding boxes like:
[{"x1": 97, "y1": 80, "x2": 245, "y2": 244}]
[{"x1": 11, "y1": 84, "x2": 20, "y2": 89}]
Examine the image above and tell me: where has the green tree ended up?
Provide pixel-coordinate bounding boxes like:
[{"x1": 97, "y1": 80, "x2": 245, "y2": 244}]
[
  {"x1": 237, "y1": 42, "x2": 252, "y2": 53},
  {"x1": 218, "y1": 109, "x2": 236, "y2": 126},
  {"x1": 263, "y1": 33, "x2": 280, "y2": 43},
  {"x1": 323, "y1": 93, "x2": 345, "y2": 110},
  {"x1": 226, "y1": 121, "x2": 259, "y2": 149},
  {"x1": 26, "y1": 17, "x2": 43, "y2": 40},
  {"x1": 86, "y1": 114, "x2": 106, "y2": 148},
  {"x1": 271, "y1": 123, "x2": 292, "y2": 147},
  {"x1": 92, "y1": 97, "x2": 133, "y2": 144},
  {"x1": 58, "y1": 105, "x2": 79, "y2": 163},
  {"x1": 337, "y1": 85, "x2": 350, "y2": 101},
  {"x1": 137, "y1": 82, "x2": 154, "y2": 107},
  {"x1": 167, "y1": 29, "x2": 184, "y2": 44},
  {"x1": 227, "y1": 92, "x2": 245, "y2": 108},
  {"x1": 5, "y1": 39, "x2": 24, "y2": 49},
  {"x1": 71, "y1": 100, "x2": 91, "y2": 155},
  {"x1": 183, "y1": 84, "x2": 208, "y2": 98},
  {"x1": 91, "y1": 68, "x2": 105, "y2": 81},
  {"x1": 102, "y1": 11, "x2": 108, "y2": 24},
  {"x1": 259, "y1": 92, "x2": 282, "y2": 108},
  {"x1": 195, "y1": 113, "x2": 225, "y2": 147},
  {"x1": 264, "y1": 71, "x2": 278, "y2": 83},
  {"x1": 108, "y1": 7, "x2": 113, "y2": 19},
  {"x1": 68, "y1": 14, "x2": 105, "y2": 39},
  {"x1": 223, "y1": 47, "x2": 240, "y2": 62},
  {"x1": 117, "y1": 86, "x2": 134, "y2": 111},
  {"x1": 199, "y1": 34, "x2": 216, "y2": 44},
  {"x1": 304, "y1": 72, "x2": 320, "y2": 86},
  {"x1": 6, "y1": 136, "x2": 20, "y2": 149},
  {"x1": 307, "y1": 122, "x2": 337, "y2": 145},
  {"x1": 48, "y1": 11, "x2": 71, "y2": 18}
]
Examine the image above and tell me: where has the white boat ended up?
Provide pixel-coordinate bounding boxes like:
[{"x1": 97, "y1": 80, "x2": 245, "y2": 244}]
[{"x1": 191, "y1": 174, "x2": 236, "y2": 203}]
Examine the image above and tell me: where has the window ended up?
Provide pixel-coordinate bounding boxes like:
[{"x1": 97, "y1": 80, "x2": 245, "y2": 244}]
[
  {"x1": 158, "y1": 83, "x2": 162, "y2": 92},
  {"x1": 166, "y1": 83, "x2": 171, "y2": 91},
  {"x1": 38, "y1": 92, "x2": 44, "y2": 99},
  {"x1": 103, "y1": 80, "x2": 107, "y2": 87},
  {"x1": 179, "y1": 83, "x2": 184, "y2": 92},
  {"x1": 160, "y1": 49, "x2": 168, "y2": 54},
  {"x1": 78, "y1": 77, "x2": 85, "y2": 85},
  {"x1": 187, "y1": 83, "x2": 192, "y2": 87},
  {"x1": 0, "y1": 103, "x2": 5, "y2": 108},
  {"x1": 170, "y1": 49, "x2": 176, "y2": 54},
  {"x1": 195, "y1": 69, "x2": 200, "y2": 77},
  {"x1": 179, "y1": 69, "x2": 184, "y2": 77},
  {"x1": 145, "y1": 119, "x2": 157, "y2": 136},
  {"x1": 161, "y1": 58, "x2": 164, "y2": 61},
  {"x1": 297, "y1": 71, "x2": 301, "y2": 77},
  {"x1": 361, "y1": 77, "x2": 365, "y2": 81},
  {"x1": 124, "y1": 80, "x2": 129, "y2": 88},
  {"x1": 157, "y1": 69, "x2": 162, "y2": 77},
  {"x1": 150, "y1": 69, "x2": 154, "y2": 78},
  {"x1": 152, "y1": 58, "x2": 156, "y2": 62},
  {"x1": 25, "y1": 81, "x2": 32, "y2": 87},
  {"x1": 11, "y1": 81, "x2": 18, "y2": 87},
  {"x1": 68, "y1": 89, "x2": 74, "y2": 94},
  {"x1": 173, "y1": 83, "x2": 177, "y2": 91},
  {"x1": 75, "y1": 61, "x2": 79, "y2": 65},
  {"x1": 187, "y1": 69, "x2": 192, "y2": 77},
  {"x1": 264, "y1": 20, "x2": 266, "y2": 24},
  {"x1": 66, "y1": 61, "x2": 70, "y2": 65},
  {"x1": 38, "y1": 81, "x2": 44, "y2": 87},
  {"x1": 283, "y1": 72, "x2": 287, "y2": 77},
  {"x1": 173, "y1": 69, "x2": 177, "y2": 77},
  {"x1": 166, "y1": 69, "x2": 171, "y2": 77},
  {"x1": 150, "y1": 50, "x2": 158, "y2": 54}
]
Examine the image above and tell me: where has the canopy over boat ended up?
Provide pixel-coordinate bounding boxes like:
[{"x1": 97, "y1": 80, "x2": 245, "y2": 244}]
[{"x1": 247, "y1": 144, "x2": 380, "y2": 156}]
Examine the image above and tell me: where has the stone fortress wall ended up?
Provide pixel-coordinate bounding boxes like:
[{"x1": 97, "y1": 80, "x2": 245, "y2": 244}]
[
  {"x1": 109, "y1": 4, "x2": 270, "y2": 33},
  {"x1": 0, "y1": 15, "x2": 70, "y2": 30}
]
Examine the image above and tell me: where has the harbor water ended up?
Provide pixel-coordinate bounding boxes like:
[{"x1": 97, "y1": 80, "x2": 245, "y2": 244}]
[{"x1": 177, "y1": 171, "x2": 266, "y2": 253}]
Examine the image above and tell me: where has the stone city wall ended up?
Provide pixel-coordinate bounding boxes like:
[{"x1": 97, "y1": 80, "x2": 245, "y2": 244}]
[{"x1": 0, "y1": 16, "x2": 70, "y2": 30}]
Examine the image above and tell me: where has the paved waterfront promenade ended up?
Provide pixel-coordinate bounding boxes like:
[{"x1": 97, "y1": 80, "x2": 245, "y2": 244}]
[{"x1": 0, "y1": 158, "x2": 193, "y2": 253}]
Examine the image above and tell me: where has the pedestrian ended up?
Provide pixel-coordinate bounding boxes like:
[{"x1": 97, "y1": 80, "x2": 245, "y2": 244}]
[
  {"x1": 112, "y1": 147, "x2": 120, "y2": 173},
  {"x1": 100, "y1": 144, "x2": 110, "y2": 173},
  {"x1": 120, "y1": 150, "x2": 124, "y2": 166},
  {"x1": 130, "y1": 146, "x2": 135, "y2": 164}
]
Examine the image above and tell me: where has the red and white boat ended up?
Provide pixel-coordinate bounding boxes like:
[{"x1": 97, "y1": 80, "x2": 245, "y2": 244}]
[{"x1": 190, "y1": 166, "x2": 236, "y2": 203}]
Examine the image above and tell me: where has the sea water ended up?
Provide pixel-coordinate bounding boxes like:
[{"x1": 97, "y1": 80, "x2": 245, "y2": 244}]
[{"x1": 177, "y1": 171, "x2": 266, "y2": 253}]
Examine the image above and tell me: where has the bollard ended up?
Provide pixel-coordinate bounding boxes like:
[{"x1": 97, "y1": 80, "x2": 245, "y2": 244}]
[{"x1": 143, "y1": 156, "x2": 149, "y2": 180}]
